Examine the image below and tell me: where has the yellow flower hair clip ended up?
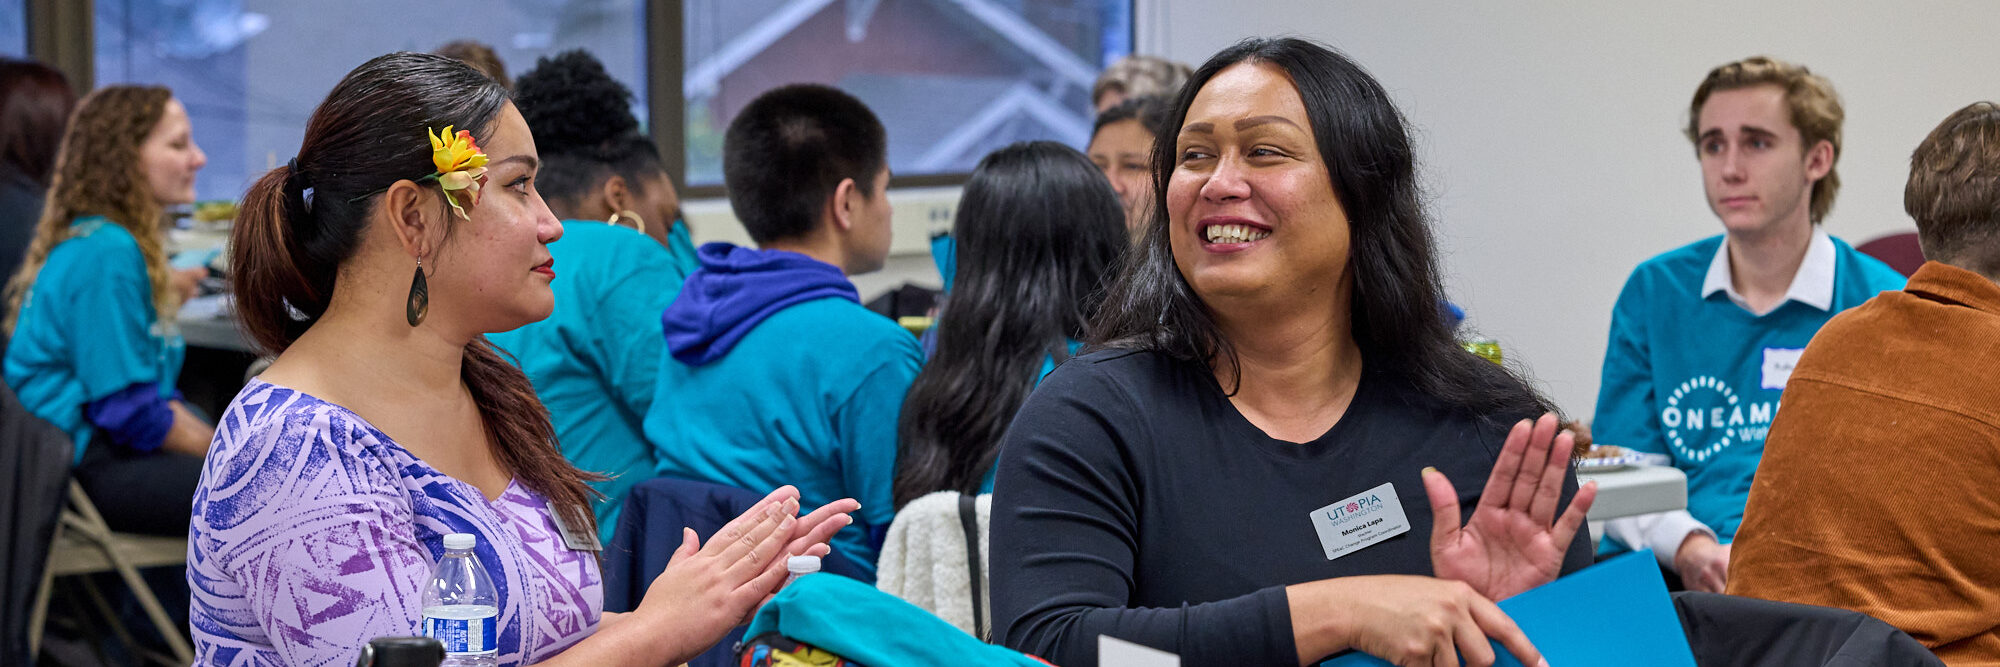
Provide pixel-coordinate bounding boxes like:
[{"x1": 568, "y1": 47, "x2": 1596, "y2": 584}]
[{"x1": 421, "y1": 125, "x2": 489, "y2": 219}]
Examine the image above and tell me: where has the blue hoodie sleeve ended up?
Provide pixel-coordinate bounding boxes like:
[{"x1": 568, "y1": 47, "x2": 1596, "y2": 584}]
[
  {"x1": 831, "y1": 333, "x2": 924, "y2": 537},
  {"x1": 1594, "y1": 267, "x2": 1666, "y2": 459}
]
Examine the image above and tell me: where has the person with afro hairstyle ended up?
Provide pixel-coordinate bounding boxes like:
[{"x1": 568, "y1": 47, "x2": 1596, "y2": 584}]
[{"x1": 488, "y1": 49, "x2": 695, "y2": 543}]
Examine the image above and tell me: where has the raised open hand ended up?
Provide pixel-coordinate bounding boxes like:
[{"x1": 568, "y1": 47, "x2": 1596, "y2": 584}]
[{"x1": 1426, "y1": 413, "x2": 1597, "y2": 601}]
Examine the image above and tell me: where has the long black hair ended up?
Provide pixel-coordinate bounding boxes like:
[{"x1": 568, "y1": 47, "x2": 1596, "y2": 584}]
[
  {"x1": 1090, "y1": 37, "x2": 1554, "y2": 423},
  {"x1": 894, "y1": 141, "x2": 1127, "y2": 507},
  {"x1": 512, "y1": 49, "x2": 664, "y2": 215}
]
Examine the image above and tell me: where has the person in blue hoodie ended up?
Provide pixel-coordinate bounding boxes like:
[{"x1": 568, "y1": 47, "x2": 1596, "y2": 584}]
[
  {"x1": 648, "y1": 84, "x2": 919, "y2": 581},
  {"x1": 487, "y1": 50, "x2": 699, "y2": 545},
  {"x1": 1592, "y1": 56, "x2": 1905, "y2": 592}
]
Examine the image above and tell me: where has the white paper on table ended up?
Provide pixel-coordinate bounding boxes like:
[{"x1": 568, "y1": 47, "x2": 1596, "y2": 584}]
[{"x1": 1099, "y1": 635, "x2": 1180, "y2": 667}]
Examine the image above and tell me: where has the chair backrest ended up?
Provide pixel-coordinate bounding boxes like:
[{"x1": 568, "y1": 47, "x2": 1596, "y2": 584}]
[
  {"x1": 0, "y1": 379, "x2": 74, "y2": 663},
  {"x1": 1857, "y1": 231, "x2": 1926, "y2": 277},
  {"x1": 1673, "y1": 591, "x2": 1943, "y2": 666}
]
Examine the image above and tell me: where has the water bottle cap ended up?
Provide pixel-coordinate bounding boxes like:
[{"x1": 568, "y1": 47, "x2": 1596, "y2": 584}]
[
  {"x1": 443, "y1": 533, "x2": 476, "y2": 550},
  {"x1": 786, "y1": 555, "x2": 821, "y2": 574}
]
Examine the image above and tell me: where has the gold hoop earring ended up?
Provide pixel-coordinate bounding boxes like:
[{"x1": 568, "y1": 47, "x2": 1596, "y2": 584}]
[
  {"x1": 406, "y1": 255, "x2": 429, "y2": 327},
  {"x1": 607, "y1": 210, "x2": 646, "y2": 235}
]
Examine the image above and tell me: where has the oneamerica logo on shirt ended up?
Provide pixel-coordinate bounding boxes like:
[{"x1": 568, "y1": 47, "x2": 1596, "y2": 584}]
[{"x1": 1660, "y1": 375, "x2": 1777, "y2": 463}]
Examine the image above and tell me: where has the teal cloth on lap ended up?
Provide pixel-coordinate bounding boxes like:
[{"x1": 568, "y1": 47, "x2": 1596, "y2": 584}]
[
  {"x1": 488, "y1": 219, "x2": 693, "y2": 545},
  {"x1": 2, "y1": 216, "x2": 184, "y2": 462},
  {"x1": 744, "y1": 573, "x2": 1051, "y2": 666}
]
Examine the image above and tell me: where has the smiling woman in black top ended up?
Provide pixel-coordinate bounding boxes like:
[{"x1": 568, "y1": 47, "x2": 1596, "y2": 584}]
[{"x1": 991, "y1": 38, "x2": 1597, "y2": 667}]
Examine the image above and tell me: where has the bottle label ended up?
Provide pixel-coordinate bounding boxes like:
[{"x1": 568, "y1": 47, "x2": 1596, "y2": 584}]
[{"x1": 423, "y1": 614, "x2": 497, "y2": 655}]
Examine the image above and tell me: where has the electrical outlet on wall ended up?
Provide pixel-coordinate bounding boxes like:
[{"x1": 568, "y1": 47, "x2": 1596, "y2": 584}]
[{"x1": 682, "y1": 186, "x2": 961, "y2": 256}]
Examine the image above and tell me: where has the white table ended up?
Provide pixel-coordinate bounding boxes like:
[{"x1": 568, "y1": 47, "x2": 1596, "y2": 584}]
[
  {"x1": 1578, "y1": 464, "x2": 1687, "y2": 521},
  {"x1": 1578, "y1": 464, "x2": 1687, "y2": 549},
  {"x1": 177, "y1": 294, "x2": 257, "y2": 354}
]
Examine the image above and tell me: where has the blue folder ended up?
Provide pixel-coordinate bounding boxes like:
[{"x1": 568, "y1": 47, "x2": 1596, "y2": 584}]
[{"x1": 1322, "y1": 550, "x2": 1696, "y2": 666}]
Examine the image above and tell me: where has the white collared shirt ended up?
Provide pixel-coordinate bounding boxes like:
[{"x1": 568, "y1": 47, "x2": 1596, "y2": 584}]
[{"x1": 1701, "y1": 228, "x2": 1836, "y2": 314}]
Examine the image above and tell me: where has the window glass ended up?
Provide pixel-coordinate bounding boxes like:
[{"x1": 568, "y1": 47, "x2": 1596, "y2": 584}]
[
  {"x1": 95, "y1": 0, "x2": 648, "y2": 202},
  {"x1": 683, "y1": 0, "x2": 1132, "y2": 186},
  {"x1": 0, "y1": 0, "x2": 25, "y2": 58}
]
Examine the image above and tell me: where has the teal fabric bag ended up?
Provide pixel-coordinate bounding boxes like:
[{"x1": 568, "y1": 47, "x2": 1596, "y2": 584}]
[{"x1": 742, "y1": 573, "x2": 1050, "y2": 667}]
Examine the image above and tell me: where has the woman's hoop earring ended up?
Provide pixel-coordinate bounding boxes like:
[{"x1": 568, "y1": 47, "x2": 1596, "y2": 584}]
[
  {"x1": 406, "y1": 256, "x2": 429, "y2": 327},
  {"x1": 607, "y1": 209, "x2": 646, "y2": 235}
]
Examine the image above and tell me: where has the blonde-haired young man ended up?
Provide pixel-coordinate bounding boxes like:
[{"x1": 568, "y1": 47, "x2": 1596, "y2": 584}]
[{"x1": 1591, "y1": 56, "x2": 1905, "y2": 591}]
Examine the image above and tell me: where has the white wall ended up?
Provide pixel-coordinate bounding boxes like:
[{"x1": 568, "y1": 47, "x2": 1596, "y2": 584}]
[{"x1": 1137, "y1": 0, "x2": 2000, "y2": 417}]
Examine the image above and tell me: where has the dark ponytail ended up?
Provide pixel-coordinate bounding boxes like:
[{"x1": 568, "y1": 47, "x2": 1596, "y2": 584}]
[{"x1": 229, "y1": 51, "x2": 600, "y2": 533}]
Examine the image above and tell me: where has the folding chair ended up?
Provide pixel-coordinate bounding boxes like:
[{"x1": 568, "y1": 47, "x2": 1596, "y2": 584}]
[{"x1": 27, "y1": 481, "x2": 193, "y2": 666}]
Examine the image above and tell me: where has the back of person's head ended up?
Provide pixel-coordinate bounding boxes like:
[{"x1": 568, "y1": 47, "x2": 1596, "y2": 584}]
[
  {"x1": 1906, "y1": 101, "x2": 2000, "y2": 277},
  {"x1": 894, "y1": 141, "x2": 1126, "y2": 507},
  {"x1": 0, "y1": 59, "x2": 77, "y2": 186},
  {"x1": 4, "y1": 85, "x2": 174, "y2": 336},
  {"x1": 1091, "y1": 36, "x2": 1552, "y2": 423},
  {"x1": 435, "y1": 39, "x2": 511, "y2": 89},
  {"x1": 1092, "y1": 55, "x2": 1192, "y2": 110},
  {"x1": 722, "y1": 84, "x2": 886, "y2": 245},
  {"x1": 1092, "y1": 94, "x2": 1173, "y2": 140},
  {"x1": 231, "y1": 52, "x2": 598, "y2": 531},
  {"x1": 514, "y1": 49, "x2": 667, "y2": 220},
  {"x1": 1687, "y1": 56, "x2": 1844, "y2": 223}
]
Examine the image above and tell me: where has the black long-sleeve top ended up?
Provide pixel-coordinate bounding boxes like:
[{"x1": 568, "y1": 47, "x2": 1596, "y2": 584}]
[{"x1": 991, "y1": 349, "x2": 1593, "y2": 666}]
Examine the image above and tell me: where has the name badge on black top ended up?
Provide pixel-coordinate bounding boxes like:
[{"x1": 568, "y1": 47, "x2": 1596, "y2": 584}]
[
  {"x1": 1308, "y1": 482, "x2": 1411, "y2": 561},
  {"x1": 548, "y1": 508, "x2": 602, "y2": 552}
]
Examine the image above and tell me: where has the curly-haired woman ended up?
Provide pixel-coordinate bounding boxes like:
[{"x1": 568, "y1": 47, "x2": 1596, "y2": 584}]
[{"x1": 3, "y1": 85, "x2": 214, "y2": 535}]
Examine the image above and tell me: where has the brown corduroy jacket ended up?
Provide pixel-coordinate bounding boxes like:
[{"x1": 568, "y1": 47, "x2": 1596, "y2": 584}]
[{"x1": 1729, "y1": 261, "x2": 2000, "y2": 666}]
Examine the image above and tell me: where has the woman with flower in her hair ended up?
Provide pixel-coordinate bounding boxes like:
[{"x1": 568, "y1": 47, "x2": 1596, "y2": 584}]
[
  {"x1": 486, "y1": 50, "x2": 698, "y2": 546},
  {"x1": 189, "y1": 52, "x2": 856, "y2": 665},
  {"x1": 3, "y1": 85, "x2": 214, "y2": 536}
]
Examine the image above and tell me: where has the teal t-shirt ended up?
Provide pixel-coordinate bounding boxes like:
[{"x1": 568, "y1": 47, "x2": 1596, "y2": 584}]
[
  {"x1": 645, "y1": 297, "x2": 923, "y2": 581},
  {"x1": 3, "y1": 216, "x2": 185, "y2": 461},
  {"x1": 1593, "y1": 234, "x2": 1904, "y2": 548},
  {"x1": 488, "y1": 219, "x2": 695, "y2": 545},
  {"x1": 663, "y1": 218, "x2": 700, "y2": 279}
]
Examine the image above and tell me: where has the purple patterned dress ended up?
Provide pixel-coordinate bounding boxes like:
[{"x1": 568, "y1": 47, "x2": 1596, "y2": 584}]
[{"x1": 188, "y1": 380, "x2": 602, "y2": 666}]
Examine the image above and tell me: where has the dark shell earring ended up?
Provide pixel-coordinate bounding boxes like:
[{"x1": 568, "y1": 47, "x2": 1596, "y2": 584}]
[{"x1": 406, "y1": 256, "x2": 429, "y2": 327}]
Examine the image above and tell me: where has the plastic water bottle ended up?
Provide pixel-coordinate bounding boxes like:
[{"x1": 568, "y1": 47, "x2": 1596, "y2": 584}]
[
  {"x1": 422, "y1": 533, "x2": 499, "y2": 667},
  {"x1": 784, "y1": 555, "x2": 821, "y2": 587}
]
